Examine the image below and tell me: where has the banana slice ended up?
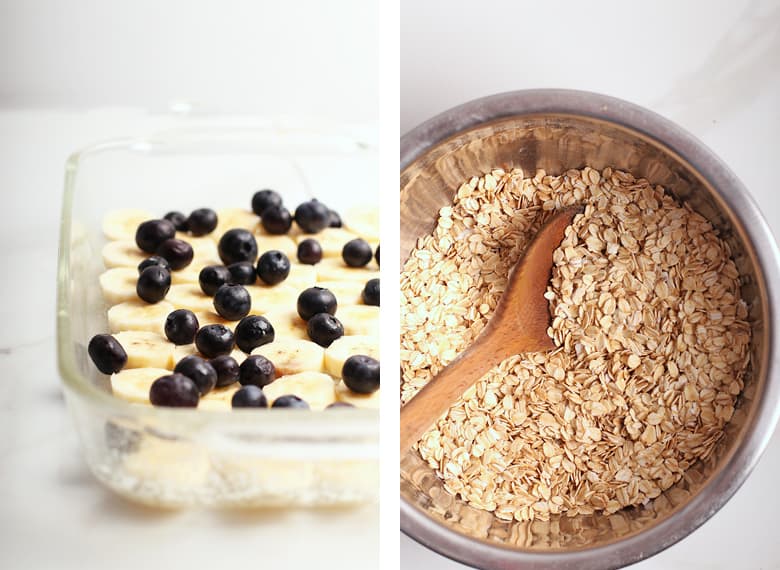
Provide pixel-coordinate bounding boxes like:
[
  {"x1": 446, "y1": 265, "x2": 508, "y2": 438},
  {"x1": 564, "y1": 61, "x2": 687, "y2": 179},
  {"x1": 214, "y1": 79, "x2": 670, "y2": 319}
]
[
  {"x1": 102, "y1": 240, "x2": 147, "y2": 269},
  {"x1": 255, "y1": 234, "x2": 298, "y2": 259},
  {"x1": 171, "y1": 265, "x2": 202, "y2": 285},
  {"x1": 100, "y1": 267, "x2": 139, "y2": 305},
  {"x1": 261, "y1": 308, "x2": 309, "y2": 341},
  {"x1": 337, "y1": 305, "x2": 380, "y2": 337},
  {"x1": 324, "y1": 335, "x2": 380, "y2": 378},
  {"x1": 334, "y1": 381, "x2": 380, "y2": 409},
  {"x1": 245, "y1": 284, "x2": 299, "y2": 315},
  {"x1": 199, "y1": 385, "x2": 239, "y2": 411},
  {"x1": 179, "y1": 236, "x2": 221, "y2": 266},
  {"x1": 252, "y1": 339, "x2": 325, "y2": 376},
  {"x1": 166, "y1": 284, "x2": 219, "y2": 313},
  {"x1": 213, "y1": 208, "x2": 260, "y2": 241},
  {"x1": 315, "y1": 258, "x2": 379, "y2": 282},
  {"x1": 315, "y1": 280, "x2": 364, "y2": 306},
  {"x1": 263, "y1": 372, "x2": 336, "y2": 410},
  {"x1": 192, "y1": 310, "x2": 235, "y2": 329},
  {"x1": 108, "y1": 300, "x2": 174, "y2": 335},
  {"x1": 122, "y1": 435, "x2": 210, "y2": 496},
  {"x1": 344, "y1": 205, "x2": 380, "y2": 241},
  {"x1": 295, "y1": 228, "x2": 359, "y2": 258},
  {"x1": 113, "y1": 331, "x2": 175, "y2": 370},
  {"x1": 173, "y1": 344, "x2": 246, "y2": 365},
  {"x1": 110, "y1": 367, "x2": 171, "y2": 403},
  {"x1": 102, "y1": 209, "x2": 154, "y2": 241}
]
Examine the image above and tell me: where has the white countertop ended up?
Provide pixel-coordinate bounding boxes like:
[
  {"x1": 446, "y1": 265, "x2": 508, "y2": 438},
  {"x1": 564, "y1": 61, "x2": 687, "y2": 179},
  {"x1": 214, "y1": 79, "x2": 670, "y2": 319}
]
[
  {"x1": 401, "y1": 0, "x2": 780, "y2": 567},
  {"x1": 0, "y1": 110, "x2": 377, "y2": 570}
]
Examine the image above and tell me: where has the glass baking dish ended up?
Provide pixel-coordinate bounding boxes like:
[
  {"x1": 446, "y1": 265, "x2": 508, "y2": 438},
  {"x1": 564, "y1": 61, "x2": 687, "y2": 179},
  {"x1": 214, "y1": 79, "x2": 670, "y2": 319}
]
[{"x1": 56, "y1": 125, "x2": 379, "y2": 507}]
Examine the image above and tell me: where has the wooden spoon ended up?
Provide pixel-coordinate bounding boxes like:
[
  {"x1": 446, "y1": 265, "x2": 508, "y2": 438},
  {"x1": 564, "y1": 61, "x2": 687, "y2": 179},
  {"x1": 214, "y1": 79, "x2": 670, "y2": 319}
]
[{"x1": 400, "y1": 206, "x2": 582, "y2": 453}]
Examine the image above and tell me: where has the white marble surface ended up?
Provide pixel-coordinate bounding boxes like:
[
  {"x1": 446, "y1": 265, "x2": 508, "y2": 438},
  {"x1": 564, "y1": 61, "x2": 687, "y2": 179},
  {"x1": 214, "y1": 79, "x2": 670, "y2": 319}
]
[
  {"x1": 0, "y1": 110, "x2": 378, "y2": 570},
  {"x1": 401, "y1": 0, "x2": 780, "y2": 567}
]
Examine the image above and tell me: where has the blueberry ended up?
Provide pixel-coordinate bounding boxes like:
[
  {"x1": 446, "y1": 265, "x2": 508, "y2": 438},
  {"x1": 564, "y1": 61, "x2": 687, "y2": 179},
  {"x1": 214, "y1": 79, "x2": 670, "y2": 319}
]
[
  {"x1": 342, "y1": 355, "x2": 380, "y2": 394},
  {"x1": 307, "y1": 313, "x2": 344, "y2": 347},
  {"x1": 227, "y1": 261, "x2": 257, "y2": 285},
  {"x1": 326, "y1": 401, "x2": 355, "y2": 409},
  {"x1": 294, "y1": 199, "x2": 330, "y2": 233},
  {"x1": 218, "y1": 228, "x2": 258, "y2": 265},
  {"x1": 342, "y1": 238, "x2": 373, "y2": 267},
  {"x1": 138, "y1": 255, "x2": 171, "y2": 274},
  {"x1": 174, "y1": 355, "x2": 217, "y2": 395},
  {"x1": 234, "y1": 315, "x2": 275, "y2": 353},
  {"x1": 213, "y1": 284, "x2": 251, "y2": 321},
  {"x1": 199, "y1": 265, "x2": 231, "y2": 296},
  {"x1": 164, "y1": 309, "x2": 199, "y2": 345},
  {"x1": 297, "y1": 238, "x2": 323, "y2": 265},
  {"x1": 155, "y1": 238, "x2": 194, "y2": 270},
  {"x1": 256, "y1": 250, "x2": 291, "y2": 285},
  {"x1": 239, "y1": 355, "x2": 276, "y2": 387},
  {"x1": 136, "y1": 265, "x2": 171, "y2": 303},
  {"x1": 210, "y1": 355, "x2": 240, "y2": 387},
  {"x1": 375, "y1": 244, "x2": 380, "y2": 266},
  {"x1": 135, "y1": 219, "x2": 176, "y2": 253},
  {"x1": 328, "y1": 209, "x2": 342, "y2": 228},
  {"x1": 164, "y1": 211, "x2": 189, "y2": 232},
  {"x1": 231, "y1": 385, "x2": 268, "y2": 408},
  {"x1": 195, "y1": 324, "x2": 235, "y2": 358},
  {"x1": 251, "y1": 189, "x2": 283, "y2": 216},
  {"x1": 297, "y1": 287, "x2": 337, "y2": 321},
  {"x1": 149, "y1": 373, "x2": 199, "y2": 407},
  {"x1": 272, "y1": 395, "x2": 309, "y2": 409},
  {"x1": 88, "y1": 334, "x2": 127, "y2": 374},
  {"x1": 261, "y1": 205, "x2": 292, "y2": 235},
  {"x1": 187, "y1": 208, "x2": 218, "y2": 236},
  {"x1": 362, "y1": 278, "x2": 379, "y2": 306}
]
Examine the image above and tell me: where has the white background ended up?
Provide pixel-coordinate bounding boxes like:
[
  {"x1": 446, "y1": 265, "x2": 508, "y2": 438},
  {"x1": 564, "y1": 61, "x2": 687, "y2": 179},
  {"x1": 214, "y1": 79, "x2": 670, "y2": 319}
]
[
  {"x1": 401, "y1": 0, "x2": 780, "y2": 568},
  {"x1": 0, "y1": 2, "x2": 380, "y2": 570}
]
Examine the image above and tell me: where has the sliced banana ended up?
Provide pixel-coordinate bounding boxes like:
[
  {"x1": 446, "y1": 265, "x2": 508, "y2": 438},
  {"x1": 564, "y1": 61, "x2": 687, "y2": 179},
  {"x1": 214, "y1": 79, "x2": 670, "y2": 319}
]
[
  {"x1": 295, "y1": 228, "x2": 359, "y2": 258},
  {"x1": 324, "y1": 335, "x2": 380, "y2": 378},
  {"x1": 344, "y1": 205, "x2": 380, "y2": 241},
  {"x1": 102, "y1": 209, "x2": 154, "y2": 241},
  {"x1": 199, "y1": 385, "x2": 239, "y2": 411},
  {"x1": 263, "y1": 372, "x2": 336, "y2": 410},
  {"x1": 166, "y1": 284, "x2": 219, "y2": 313},
  {"x1": 171, "y1": 265, "x2": 202, "y2": 285},
  {"x1": 113, "y1": 330, "x2": 175, "y2": 370},
  {"x1": 315, "y1": 257, "x2": 379, "y2": 282},
  {"x1": 100, "y1": 267, "x2": 139, "y2": 305},
  {"x1": 334, "y1": 380, "x2": 380, "y2": 409},
  {"x1": 255, "y1": 234, "x2": 298, "y2": 259},
  {"x1": 179, "y1": 235, "x2": 222, "y2": 266},
  {"x1": 173, "y1": 344, "x2": 246, "y2": 365},
  {"x1": 315, "y1": 280, "x2": 365, "y2": 306},
  {"x1": 261, "y1": 308, "x2": 309, "y2": 341},
  {"x1": 252, "y1": 339, "x2": 325, "y2": 376},
  {"x1": 110, "y1": 367, "x2": 171, "y2": 403},
  {"x1": 213, "y1": 208, "x2": 260, "y2": 241},
  {"x1": 108, "y1": 300, "x2": 174, "y2": 335},
  {"x1": 102, "y1": 240, "x2": 147, "y2": 269},
  {"x1": 337, "y1": 305, "x2": 380, "y2": 337},
  {"x1": 192, "y1": 310, "x2": 235, "y2": 329},
  {"x1": 245, "y1": 284, "x2": 299, "y2": 316}
]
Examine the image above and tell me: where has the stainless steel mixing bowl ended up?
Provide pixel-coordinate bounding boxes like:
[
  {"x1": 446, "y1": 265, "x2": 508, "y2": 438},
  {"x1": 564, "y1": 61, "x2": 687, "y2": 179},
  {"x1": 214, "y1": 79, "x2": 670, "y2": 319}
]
[{"x1": 400, "y1": 89, "x2": 780, "y2": 569}]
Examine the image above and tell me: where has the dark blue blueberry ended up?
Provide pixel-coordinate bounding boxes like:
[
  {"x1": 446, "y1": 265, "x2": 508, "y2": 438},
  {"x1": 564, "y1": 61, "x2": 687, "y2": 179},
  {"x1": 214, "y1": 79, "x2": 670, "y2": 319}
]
[
  {"x1": 137, "y1": 255, "x2": 171, "y2": 274},
  {"x1": 213, "y1": 284, "x2": 251, "y2": 321},
  {"x1": 328, "y1": 209, "x2": 342, "y2": 228},
  {"x1": 294, "y1": 199, "x2": 330, "y2": 234},
  {"x1": 342, "y1": 355, "x2": 379, "y2": 394},
  {"x1": 136, "y1": 265, "x2": 171, "y2": 303},
  {"x1": 272, "y1": 395, "x2": 309, "y2": 409},
  {"x1": 164, "y1": 309, "x2": 199, "y2": 345},
  {"x1": 307, "y1": 312, "x2": 344, "y2": 347},
  {"x1": 251, "y1": 189, "x2": 283, "y2": 216},
  {"x1": 195, "y1": 324, "x2": 235, "y2": 358},
  {"x1": 261, "y1": 205, "x2": 292, "y2": 235},
  {"x1": 164, "y1": 211, "x2": 189, "y2": 232},
  {"x1": 187, "y1": 208, "x2": 218, "y2": 236},
  {"x1": 342, "y1": 238, "x2": 373, "y2": 267},
  {"x1": 135, "y1": 219, "x2": 176, "y2": 253},
  {"x1": 149, "y1": 373, "x2": 199, "y2": 407},
  {"x1": 297, "y1": 287, "x2": 337, "y2": 321},
  {"x1": 256, "y1": 250, "x2": 291, "y2": 285},
  {"x1": 210, "y1": 355, "x2": 240, "y2": 388},
  {"x1": 227, "y1": 261, "x2": 257, "y2": 285},
  {"x1": 234, "y1": 315, "x2": 275, "y2": 353},
  {"x1": 231, "y1": 385, "x2": 268, "y2": 408},
  {"x1": 297, "y1": 238, "x2": 323, "y2": 265},
  {"x1": 362, "y1": 278, "x2": 379, "y2": 306},
  {"x1": 375, "y1": 244, "x2": 380, "y2": 266},
  {"x1": 199, "y1": 265, "x2": 231, "y2": 296},
  {"x1": 218, "y1": 228, "x2": 258, "y2": 265},
  {"x1": 155, "y1": 238, "x2": 194, "y2": 270},
  {"x1": 174, "y1": 355, "x2": 217, "y2": 395},
  {"x1": 238, "y1": 355, "x2": 276, "y2": 387},
  {"x1": 88, "y1": 334, "x2": 127, "y2": 374}
]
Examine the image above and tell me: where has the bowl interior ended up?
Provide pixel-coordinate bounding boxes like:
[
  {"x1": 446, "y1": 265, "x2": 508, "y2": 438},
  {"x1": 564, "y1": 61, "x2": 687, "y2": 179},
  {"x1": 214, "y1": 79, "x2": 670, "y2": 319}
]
[{"x1": 400, "y1": 114, "x2": 767, "y2": 553}]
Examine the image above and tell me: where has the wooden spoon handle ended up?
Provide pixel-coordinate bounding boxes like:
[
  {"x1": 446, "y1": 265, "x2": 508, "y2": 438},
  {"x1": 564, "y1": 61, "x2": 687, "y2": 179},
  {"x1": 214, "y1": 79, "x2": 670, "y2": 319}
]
[{"x1": 399, "y1": 341, "x2": 502, "y2": 453}]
